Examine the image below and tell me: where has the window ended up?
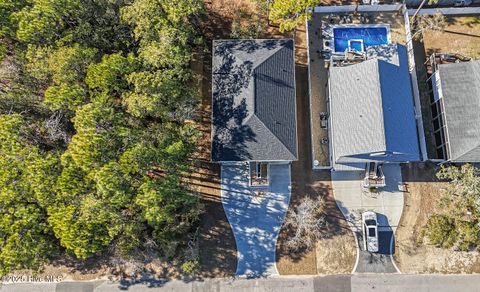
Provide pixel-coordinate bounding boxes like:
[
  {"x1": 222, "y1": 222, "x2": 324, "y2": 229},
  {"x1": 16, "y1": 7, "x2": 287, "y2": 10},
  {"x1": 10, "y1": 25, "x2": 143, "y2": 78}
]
[
  {"x1": 433, "y1": 118, "x2": 440, "y2": 132},
  {"x1": 436, "y1": 147, "x2": 446, "y2": 159},
  {"x1": 431, "y1": 102, "x2": 439, "y2": 118},
  {"x1": 250, "y1": 162, "x2": 269, "y2": 186},
  {"x1": 434, "y1": 131, "x2": 443, "y2": 146}
]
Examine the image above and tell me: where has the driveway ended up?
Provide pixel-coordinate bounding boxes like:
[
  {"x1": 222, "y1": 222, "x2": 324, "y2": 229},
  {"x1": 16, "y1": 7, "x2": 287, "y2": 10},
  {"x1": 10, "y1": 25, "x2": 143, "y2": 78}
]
[
  {"x1": 221, "y1": 163, "x2": 291, "y2": 277},
  {"x1": 331, "y1": 164, "x2": 404, "y2": 273}
]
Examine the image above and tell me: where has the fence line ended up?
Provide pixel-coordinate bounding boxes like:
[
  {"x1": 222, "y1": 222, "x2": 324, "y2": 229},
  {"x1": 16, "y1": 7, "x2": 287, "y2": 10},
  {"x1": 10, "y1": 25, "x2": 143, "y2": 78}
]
[
  {"x1": 313, "y1": 4, "x2": 403, "y2": 13},
  {"x1": 407, "y1": 7, "x2": 480, "y2": 15},
  {"x1": 313, "y1": 5, "x2": 480, "y2": 16}
]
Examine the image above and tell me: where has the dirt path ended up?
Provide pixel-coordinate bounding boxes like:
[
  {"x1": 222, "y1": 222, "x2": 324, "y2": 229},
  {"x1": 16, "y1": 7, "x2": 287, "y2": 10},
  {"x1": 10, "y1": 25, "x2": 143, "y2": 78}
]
[{"x1": 190, "y1": 1, "x2": 238, "y2": 277}]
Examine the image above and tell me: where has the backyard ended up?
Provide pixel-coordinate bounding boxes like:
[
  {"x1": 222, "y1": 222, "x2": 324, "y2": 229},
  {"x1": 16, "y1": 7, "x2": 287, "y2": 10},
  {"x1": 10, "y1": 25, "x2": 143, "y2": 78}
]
[{"x1": 423, "y1": 16, "x2": 480, "y2": 60}]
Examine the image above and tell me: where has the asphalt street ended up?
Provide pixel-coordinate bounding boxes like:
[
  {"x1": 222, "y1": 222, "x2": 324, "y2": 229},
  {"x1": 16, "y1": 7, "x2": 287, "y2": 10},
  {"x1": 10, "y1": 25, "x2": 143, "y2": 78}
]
[{"x1": 4, "y1": 275, "x2": 480, "y2": 292}]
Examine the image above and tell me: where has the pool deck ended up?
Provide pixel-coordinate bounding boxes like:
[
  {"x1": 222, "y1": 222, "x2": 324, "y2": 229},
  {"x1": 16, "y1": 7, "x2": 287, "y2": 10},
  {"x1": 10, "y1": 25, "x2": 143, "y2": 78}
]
[{"x1": 307, "y1": 10, "x2": 408, "y2": 170}]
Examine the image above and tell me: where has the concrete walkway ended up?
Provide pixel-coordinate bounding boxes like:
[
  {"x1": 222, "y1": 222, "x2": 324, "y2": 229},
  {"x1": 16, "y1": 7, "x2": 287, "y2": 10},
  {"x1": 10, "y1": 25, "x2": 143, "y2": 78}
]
[
  {"x1": 331, "y1": 164, "x2": 404, "y2": 273},
  {"x1": 221, "y1": 163, "x2": 291, "y2": 277},
  {"x1": 5, "y1": 275, "x2": 480, "y2": 292}
]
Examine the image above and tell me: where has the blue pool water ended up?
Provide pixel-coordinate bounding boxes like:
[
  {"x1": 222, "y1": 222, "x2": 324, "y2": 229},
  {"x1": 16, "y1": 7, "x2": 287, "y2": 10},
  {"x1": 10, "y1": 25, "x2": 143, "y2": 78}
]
[{"x1": 333, "y1": 26, "x2": 389, "y2": 52}]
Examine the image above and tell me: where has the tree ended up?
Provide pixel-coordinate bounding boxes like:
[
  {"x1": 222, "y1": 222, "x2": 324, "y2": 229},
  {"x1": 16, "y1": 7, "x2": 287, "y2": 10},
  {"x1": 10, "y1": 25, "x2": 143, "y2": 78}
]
[
  {"x1": 424, "y1": 164, "x2": 480, "y2": 251},
  {"x1": 121, "y1": 0, "x2": 203, "y2": 68},
  {"x1": 0, "y1": 0, "x2": 204, "y2": 276},
  {"x1": 123, "y1": 68, "x2": 196, "y2": 120},
  {"x1": 412, "y1": 13, "x2": 446, "y2": 40},
  {"x1": 268, "y1": 0, "x2": 319, "y2": 32},
  {"x1": 0, "y1": 114, "x2": 60, "y2": 275},
  {"x1": 86, "y1": 53, "x2": 137, "y2": 95},
  {"x1": 0, "y1": 0, "x2": 29, "y2": 60},
  {"x1": 424, "y1": 214, "x2": 457, "y2": 248},
  {"x1": 283, "y1": 196, "x2": 326, "y2": 252}
]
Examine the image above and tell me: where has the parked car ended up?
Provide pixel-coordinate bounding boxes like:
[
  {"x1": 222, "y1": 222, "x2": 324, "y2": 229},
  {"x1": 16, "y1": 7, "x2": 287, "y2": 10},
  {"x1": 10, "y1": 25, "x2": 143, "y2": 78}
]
[
  {"x1": 362, "y1": 211, "x2": 379, "y2": 253},
  {"x1": 454, "y1": 0, "x2": 472, "y2": 6}
]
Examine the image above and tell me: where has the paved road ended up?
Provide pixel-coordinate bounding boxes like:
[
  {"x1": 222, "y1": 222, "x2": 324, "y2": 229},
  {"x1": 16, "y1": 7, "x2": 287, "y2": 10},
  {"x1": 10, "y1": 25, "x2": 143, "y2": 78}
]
[
  {"x1": 5, "y1": 275, "x2": 480, "y2": 292},
  {"x1": 221, "y1": 163, "x2": 291, "y2": 277},
  {"x1": 331, "y1": 164, "x2": 404, "y2": 273}
]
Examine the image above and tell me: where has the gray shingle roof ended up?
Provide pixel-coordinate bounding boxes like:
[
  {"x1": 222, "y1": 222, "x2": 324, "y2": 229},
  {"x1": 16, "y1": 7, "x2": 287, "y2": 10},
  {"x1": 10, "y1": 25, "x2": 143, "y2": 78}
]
[
  {"x1": 329, "y1": 44, "x2": 420, "y2": 169},
  {"x1": 438, "y1": 60, "x2": 480, "y2": 162},
  {"x1": 211, "y1": 39, "x2": 297, "y2": 162}
]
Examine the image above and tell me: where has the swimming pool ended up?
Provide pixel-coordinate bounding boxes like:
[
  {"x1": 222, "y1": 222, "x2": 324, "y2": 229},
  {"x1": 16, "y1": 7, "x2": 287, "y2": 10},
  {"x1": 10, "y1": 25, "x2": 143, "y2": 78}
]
[{"x1": 332, "y1": 25, "x2": 390, "y2": 53}]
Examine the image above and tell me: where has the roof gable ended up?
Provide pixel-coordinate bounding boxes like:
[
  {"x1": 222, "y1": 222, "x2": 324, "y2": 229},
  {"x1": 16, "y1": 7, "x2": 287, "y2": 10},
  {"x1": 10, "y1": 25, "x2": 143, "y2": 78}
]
[
  {"x1": 438, "y1": 60, "x2": 480, "y2": 162},
  {"x1": 211, "y1": 39, "x2": 297, "y2": 162},
  {"x1": 330, "y1": 44, "x2": 420, "y2": 166}
]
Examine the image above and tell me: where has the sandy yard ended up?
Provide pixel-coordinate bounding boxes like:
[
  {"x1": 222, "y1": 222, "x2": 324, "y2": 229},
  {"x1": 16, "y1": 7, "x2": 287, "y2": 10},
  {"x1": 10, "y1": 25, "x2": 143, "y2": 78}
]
[
  {"x1": 423, "y1": 16, "x2": 480, "y2": 60},
  {"x1": 395, "y1": 162, "x2": 480, "y2": 273},
  {"x1": 275, "y1": 21, "x2": 356, "y2": 275}
]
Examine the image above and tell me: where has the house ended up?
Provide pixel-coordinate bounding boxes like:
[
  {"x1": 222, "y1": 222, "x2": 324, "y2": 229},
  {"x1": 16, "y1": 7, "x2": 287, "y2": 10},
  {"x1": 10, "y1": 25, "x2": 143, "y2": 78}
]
[
  {"x1": 430, "y1": 60, "x2": 480, "y2": 162},
  {"x1": 211, "y1": 39, "x2": 298, "y2": 186},
  {"x1": 328, "y1": 44, "x2": 421, "y2": 186}
]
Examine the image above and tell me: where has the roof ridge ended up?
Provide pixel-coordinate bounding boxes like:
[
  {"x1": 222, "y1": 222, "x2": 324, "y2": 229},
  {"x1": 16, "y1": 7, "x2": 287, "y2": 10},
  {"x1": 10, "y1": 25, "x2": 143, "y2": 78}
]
[
  {"x1": 451, "y1": 142, "x2": 480, "y2": 162},
  {"x1": 251, "y1": 44, "x2": 287, "y2": 71},
  {"x1": 374, "y1": 60, "x2": 388, "y2": 151},
  {"x1": 251, "y1": 114, "x2": 297, "y2": 159}
]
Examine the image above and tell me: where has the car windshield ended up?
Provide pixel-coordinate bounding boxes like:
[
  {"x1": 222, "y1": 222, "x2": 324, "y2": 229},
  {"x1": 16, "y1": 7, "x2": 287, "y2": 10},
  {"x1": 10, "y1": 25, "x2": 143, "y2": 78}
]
[
  {"x1": 365, "y1": 219, "x2": 376, "y2": 226},
  {"x1": 368, "y1": 227, "x2": 376, "y2": 237}
]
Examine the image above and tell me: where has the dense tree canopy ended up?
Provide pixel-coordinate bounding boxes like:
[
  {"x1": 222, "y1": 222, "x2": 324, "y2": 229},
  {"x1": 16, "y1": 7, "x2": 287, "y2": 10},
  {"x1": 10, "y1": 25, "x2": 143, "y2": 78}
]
[
  {"x1": 0, "y1": 0, "x2": 204, "y2": 275},
  {"x1": 268, "y1": 0, "x2": 319, "y2": 32}
]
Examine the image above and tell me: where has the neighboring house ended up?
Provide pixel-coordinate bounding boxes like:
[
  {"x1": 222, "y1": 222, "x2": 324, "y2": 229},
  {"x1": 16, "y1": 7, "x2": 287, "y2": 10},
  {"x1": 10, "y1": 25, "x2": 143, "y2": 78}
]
[
  {"x1": 430, "y1": 60, "x2": 480, "y2": 162},
  {"x1": 328, "y1": 44, "x2": 421, "y2": 186},
  {"x1": 211, "y1": 39, "x2": 298, "y2": 186}
]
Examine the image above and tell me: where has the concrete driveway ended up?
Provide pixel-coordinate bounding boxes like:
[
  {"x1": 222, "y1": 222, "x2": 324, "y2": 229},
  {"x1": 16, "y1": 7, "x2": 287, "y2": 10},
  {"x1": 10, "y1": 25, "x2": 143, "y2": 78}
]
[
  {"x1": 331, "y1": 164, "x2": 404, "y2": 273},
  {"x1": 221, "y1": 163, "x2": 291, "y2": 277}
]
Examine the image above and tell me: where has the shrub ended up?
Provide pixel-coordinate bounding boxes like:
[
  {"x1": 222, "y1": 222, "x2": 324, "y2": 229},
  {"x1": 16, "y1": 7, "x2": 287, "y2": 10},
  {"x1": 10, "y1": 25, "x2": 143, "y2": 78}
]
[
  {"x1": 424, "y1": 214, "x2": 457, "y2": 248},
  {"x1": 283, "y1": 196, "x2": 326, "y2": 252},
  {"x1": 181, "y1": 260, "x2": 200, "y2": 275}
]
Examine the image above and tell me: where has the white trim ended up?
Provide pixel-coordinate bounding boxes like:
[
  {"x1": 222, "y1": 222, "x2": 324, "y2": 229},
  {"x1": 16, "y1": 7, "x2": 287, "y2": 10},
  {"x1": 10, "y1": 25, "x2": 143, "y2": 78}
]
[
  {"x1": 403, "y1": 6, "x2": 428, "y2": 161},
  {"x1": 390, "y1": 236, "x2": 402, "y2": 273},
  {"x1": 330, "y1": 24, "x2": 391, "y2": 53},
  {"x1": 306, "y1": 17, "x2": 316, "y2": 170},
  {"x1": 348, "y1": 39, "x2": 365, "y2": 52}
]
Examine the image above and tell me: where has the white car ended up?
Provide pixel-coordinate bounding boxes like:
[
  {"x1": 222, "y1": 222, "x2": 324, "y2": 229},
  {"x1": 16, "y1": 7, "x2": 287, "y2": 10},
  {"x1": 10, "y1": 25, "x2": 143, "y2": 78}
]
[{"x1": 362, "y1": 211, "x2": 379, "y2": 253}]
